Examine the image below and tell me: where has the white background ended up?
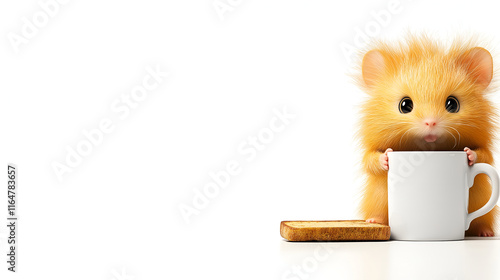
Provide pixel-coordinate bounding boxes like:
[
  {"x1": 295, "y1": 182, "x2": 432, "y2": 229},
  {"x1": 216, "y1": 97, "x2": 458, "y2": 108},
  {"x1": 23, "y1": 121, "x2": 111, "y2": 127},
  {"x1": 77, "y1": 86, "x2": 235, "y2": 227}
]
[{"x1": 1, "y1": 0, "x2": 500, "y2": 279}]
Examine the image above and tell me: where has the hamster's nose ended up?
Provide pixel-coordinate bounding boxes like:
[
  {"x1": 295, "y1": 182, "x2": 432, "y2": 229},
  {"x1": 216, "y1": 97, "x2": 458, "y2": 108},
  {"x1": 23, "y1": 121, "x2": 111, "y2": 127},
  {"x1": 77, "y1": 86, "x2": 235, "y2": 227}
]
[{"x1": 424, "y1": 118, "x2": 437, "y2": 127}]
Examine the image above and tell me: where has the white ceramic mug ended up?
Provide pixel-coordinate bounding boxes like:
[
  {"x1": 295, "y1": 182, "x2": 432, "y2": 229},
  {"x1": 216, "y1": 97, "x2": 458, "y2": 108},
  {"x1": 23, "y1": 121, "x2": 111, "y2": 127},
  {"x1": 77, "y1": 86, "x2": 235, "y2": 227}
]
[{"x1": 387, "y1": 151, "x2": 500, "y2": 241}]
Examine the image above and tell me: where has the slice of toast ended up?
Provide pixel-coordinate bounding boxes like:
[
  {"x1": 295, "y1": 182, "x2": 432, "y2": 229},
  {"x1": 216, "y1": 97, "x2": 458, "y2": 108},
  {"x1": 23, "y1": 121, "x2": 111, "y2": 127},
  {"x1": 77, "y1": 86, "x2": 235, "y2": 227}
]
[{"x1": 280, "y1": 220, "x2": 390, "y2": 241}]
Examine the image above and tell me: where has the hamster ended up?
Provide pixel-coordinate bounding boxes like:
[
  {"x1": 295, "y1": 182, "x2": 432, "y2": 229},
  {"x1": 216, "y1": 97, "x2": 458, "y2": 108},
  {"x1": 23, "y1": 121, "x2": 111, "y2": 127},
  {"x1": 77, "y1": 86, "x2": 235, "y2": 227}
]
[{"x1": 357, "y1": 36, "x2": 498, "y2": 237}]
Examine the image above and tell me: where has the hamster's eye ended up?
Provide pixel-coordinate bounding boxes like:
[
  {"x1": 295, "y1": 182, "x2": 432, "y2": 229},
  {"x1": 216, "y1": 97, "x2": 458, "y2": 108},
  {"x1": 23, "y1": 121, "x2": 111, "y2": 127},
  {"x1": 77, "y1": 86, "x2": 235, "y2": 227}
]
[
  {"x1": 445, "y1": 96, "x2": 460, "y2": 113},
  {"x1": 399, "y1": 97, "x2": 413, "y2": 114}
]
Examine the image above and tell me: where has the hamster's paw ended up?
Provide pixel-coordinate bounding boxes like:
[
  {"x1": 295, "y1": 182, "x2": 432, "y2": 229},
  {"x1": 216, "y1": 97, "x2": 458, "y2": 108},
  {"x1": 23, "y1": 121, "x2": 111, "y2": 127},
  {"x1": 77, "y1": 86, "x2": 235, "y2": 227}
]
[
  {"x1": 366, "y1": 217, "x2": 387, "y2": 225},
  {"x1": 478, "y1": 227, "x2": 495, "y2": 237},
  {"x1": 464, "y1": 147, "x2": 477, "y2": 166},
  {"x1": 379, "y1": 148, "x2": 393, "y2": 170}
]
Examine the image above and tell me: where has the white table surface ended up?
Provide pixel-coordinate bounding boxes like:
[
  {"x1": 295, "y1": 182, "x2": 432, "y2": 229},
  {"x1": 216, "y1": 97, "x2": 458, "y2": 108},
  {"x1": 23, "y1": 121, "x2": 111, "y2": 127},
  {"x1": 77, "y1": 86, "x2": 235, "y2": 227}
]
[{"x1": 279, "y1": 237, "x2": 500, "y2": 280}]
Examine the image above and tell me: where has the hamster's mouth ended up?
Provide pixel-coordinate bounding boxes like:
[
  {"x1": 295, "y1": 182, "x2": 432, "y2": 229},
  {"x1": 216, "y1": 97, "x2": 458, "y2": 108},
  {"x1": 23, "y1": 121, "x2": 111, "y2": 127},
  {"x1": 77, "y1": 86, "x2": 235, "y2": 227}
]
[{"x1": 424, "y1": 134, "x2": 438, "y2": 143}]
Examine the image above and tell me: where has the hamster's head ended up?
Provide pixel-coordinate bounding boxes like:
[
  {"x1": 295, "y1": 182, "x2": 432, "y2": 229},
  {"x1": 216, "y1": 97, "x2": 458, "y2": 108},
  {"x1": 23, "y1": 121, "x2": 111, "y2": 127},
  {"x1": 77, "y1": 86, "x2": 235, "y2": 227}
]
[{"x1": 359, "y1": 38, "x2": 495, "y2": 151}]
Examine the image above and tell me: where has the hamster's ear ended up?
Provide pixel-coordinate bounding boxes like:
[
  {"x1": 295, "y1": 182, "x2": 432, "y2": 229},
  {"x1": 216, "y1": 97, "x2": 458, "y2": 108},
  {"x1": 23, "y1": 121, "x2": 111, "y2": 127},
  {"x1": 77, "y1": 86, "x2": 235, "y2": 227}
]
[
  {"x1": 456, "y1": 47, "x2": 493, "y2": 88},
  {"x1": 362, "y1": 50, "x2": 386, "y2": 87}
]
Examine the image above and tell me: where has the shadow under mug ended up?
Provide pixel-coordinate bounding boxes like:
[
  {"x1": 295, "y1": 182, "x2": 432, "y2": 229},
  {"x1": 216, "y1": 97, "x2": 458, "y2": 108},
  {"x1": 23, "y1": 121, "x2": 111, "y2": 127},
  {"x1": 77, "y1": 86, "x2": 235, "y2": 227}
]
[{"x1": 388, "y1": 151, "x2": 500, "y2": 241}]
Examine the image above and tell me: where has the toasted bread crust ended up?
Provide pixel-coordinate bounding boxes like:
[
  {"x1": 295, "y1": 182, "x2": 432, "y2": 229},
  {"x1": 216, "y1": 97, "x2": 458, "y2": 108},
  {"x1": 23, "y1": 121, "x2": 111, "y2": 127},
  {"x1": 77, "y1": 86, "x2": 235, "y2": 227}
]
[{"x1": 280, "y1": 220, "x2": 390, "y2": 241}]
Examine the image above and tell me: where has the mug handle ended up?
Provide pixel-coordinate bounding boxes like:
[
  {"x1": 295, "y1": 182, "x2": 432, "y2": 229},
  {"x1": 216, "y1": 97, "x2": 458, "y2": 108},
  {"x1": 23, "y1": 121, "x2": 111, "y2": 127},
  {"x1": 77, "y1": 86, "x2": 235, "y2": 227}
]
[{"x1": 466, "y1": 163, "x2": 500, "y2": 230}]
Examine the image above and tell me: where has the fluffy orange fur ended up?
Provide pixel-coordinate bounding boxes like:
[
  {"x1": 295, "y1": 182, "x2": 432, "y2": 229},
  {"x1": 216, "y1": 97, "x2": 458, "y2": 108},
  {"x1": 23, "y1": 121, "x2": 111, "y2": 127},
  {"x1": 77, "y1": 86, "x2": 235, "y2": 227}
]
[{"x1": 357, "y1": 35, "x2": 499, "y2": 236}]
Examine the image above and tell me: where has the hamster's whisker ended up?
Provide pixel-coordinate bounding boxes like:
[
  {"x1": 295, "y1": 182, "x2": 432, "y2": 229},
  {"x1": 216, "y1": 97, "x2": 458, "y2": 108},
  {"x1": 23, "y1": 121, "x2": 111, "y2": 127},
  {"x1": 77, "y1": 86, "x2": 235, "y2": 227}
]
[
  {"x1": 444, "y1": 128, "x2": 457, "y2": 149},
  {"x1": 399, "y1": 127, "x2": 417, "y2": 147},
  {"x1": 455, "y1": 122, "x2": 479, "y2": 129},
  {"x1": 443, "y1": 125, "x2": 461, "y2": 148}
]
